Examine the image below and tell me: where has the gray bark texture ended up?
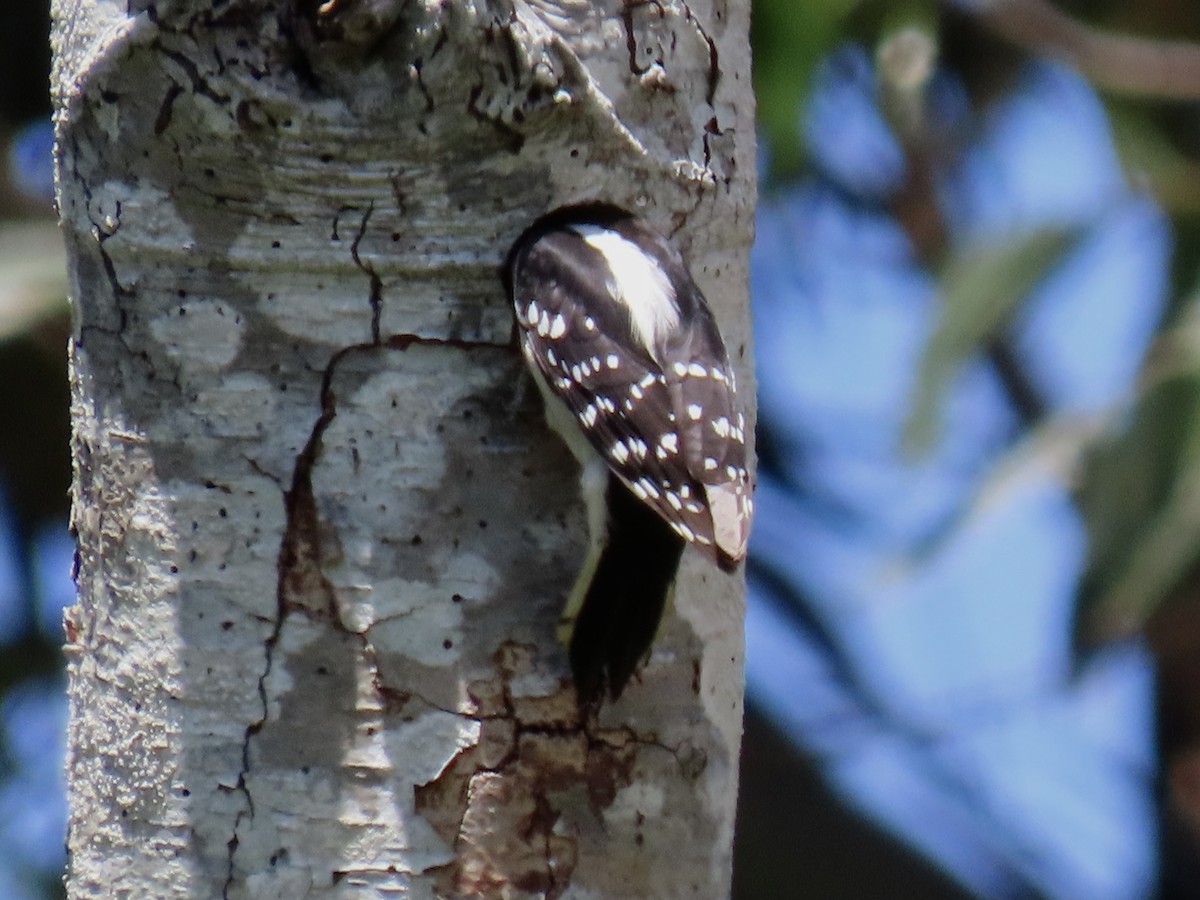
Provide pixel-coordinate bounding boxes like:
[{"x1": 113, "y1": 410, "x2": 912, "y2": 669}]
[{"x1": 53, "y1": 0, "x2": 755, "y2": 896}]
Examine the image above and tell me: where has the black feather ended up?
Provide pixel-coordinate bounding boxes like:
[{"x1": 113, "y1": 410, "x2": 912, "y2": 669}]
[{"x1": 569, "y1": 473, "x2": 686, "y2": 703}]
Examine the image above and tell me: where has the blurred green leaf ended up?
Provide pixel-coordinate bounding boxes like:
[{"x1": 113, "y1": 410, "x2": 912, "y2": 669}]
[
  {"x1": 1109, "y1": 103, "x2": 1200, "y2": 217},
  {"x1": 904, "y1": 227, "x2": 1079, "y2": 454},
  {"x1": 752, "y1": 0, "x2": 859, "y2": 180},
  {"x1": 1076, "y1": 295, "x2": 1200, "y2": 643}
]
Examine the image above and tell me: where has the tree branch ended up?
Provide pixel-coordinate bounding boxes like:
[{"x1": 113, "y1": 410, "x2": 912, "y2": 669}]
[{"x1": 968, "y1": 0, "x2": 1200, "y2": 100}]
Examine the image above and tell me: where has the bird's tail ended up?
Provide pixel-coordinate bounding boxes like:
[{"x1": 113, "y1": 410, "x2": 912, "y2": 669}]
[{"x1": 569, "y1": 474, "x2": 686, "y2": 704}]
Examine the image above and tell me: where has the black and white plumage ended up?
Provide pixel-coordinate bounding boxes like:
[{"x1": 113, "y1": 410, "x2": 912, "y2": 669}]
[{"x1": 505, "y1": 203, "x2": 753, "y2": 703}]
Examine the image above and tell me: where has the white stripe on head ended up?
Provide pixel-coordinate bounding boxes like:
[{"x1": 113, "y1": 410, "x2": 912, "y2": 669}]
[{"x1": 570, "y1": 224, "x2": 679, "y2": 353}]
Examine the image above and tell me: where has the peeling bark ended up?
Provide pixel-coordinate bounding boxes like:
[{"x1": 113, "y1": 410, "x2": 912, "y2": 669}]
[{"x1": 55, "y1": 0, "x2": 754, "y2": 896}]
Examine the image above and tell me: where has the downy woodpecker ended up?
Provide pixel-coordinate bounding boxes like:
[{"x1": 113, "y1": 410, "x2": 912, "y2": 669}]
[{"x1": 505, "y1": 204, "x2": 752, "y2": 702}]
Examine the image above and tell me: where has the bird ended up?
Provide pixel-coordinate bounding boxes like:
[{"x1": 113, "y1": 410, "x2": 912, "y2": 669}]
[{"x1": 504, "y1": 203, "x2": 753, "y2": 703}]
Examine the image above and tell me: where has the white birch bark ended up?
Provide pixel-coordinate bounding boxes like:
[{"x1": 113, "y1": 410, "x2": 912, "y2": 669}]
[{"x1": 54, "y1": 0, "x2": 754, "y2": 896}]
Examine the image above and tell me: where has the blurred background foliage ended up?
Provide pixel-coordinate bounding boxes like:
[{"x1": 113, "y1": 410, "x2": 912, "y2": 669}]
[
  {"x1": 3, "y1": 0, "x2": 1200, "y2": 897},
  {"x1": 742, "y1": 1, "x2": 1200, "y2": 898}
]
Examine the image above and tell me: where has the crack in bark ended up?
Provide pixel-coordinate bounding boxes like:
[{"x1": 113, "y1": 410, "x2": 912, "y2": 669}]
[
  {"x1": 161, "y1": 46, "x2": 232, "y2": 106},
  {"x1": 348, "y1": 202, "x2": 383, "y2": 345},
  {"x1": 74, "y1": 159, "x2": 156, "y2": 364},
  {"x1": 621, "y1": 0, "x2": 720, "y2": 110},
  {"x1": 329, "y1": 204, "x2": 356, "y2": 241},
  {"x1": 622, "y1": 1, "x2": 666, "y2": 76},
  {"x1": 412, "y1": 57, "x2": 436, "y2": 114},
  {"x1": 700, "y1": 115, "x2": 732, "y2": 185},
  {"x1": 224, "y1": 317, "x2": 500, "y2": 892},
  {"x1": 224, "y1": 336, "x2": 359, "y2": 897},
  {"x1": 154, "y1": 83, "x2": 185, "y2": 136},
  {"x1": 620, "y1": 0, "x2": 726, "y2": 186},
  {"x1": 383, "y1": 332, "x2": 506, "y2": 352},
  {"x1": 680, "y1": 1, "x2": 720, "y2": 107}
]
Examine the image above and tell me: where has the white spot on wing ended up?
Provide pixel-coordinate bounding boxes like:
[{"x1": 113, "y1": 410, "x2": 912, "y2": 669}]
[
  {"x1": 548, "y1": 314, "x2": 567, "y2": 339},
  {"x1": 636, "y1": 477, "x2": 660, "y2": 499},
  {"x1": 670, "y1": 521, "x2": 696, "y2": 541},
  {"x1": 687, "y1": 403, "x2": 702, "y2": 420}
]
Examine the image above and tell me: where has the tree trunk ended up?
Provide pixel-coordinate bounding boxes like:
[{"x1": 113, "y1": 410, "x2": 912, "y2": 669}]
[{"x1": 53, "y1": 1, "x2": 754, "y2": 896}]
